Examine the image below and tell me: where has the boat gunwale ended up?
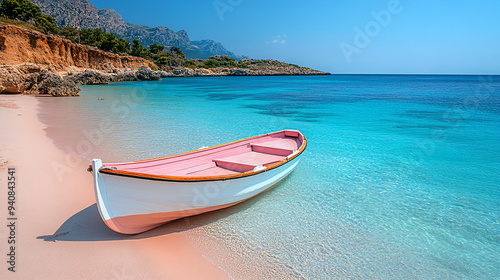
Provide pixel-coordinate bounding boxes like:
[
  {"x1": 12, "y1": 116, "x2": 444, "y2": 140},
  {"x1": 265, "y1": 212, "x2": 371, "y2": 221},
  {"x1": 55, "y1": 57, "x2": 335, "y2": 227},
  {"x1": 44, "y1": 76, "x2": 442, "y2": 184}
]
[{"x1": 96, "y1": 130, "x2": 307, "y2": 182}]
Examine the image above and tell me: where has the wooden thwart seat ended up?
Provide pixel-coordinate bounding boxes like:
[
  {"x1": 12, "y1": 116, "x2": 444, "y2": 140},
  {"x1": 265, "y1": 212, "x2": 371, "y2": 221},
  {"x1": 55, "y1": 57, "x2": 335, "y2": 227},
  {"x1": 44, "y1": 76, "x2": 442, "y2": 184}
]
[
  {"x1": 212, "y1": 160, "x2": 256, "y2": 173},
  {"x1": 251, "y1": 143, "x2": 294, "y2": 157},
  {"x1": 284, "y1": 130, "x2": 300, "y2": 137},
  {"x1": 213, "y1": 151, "x2": 284, "y2": 172}
]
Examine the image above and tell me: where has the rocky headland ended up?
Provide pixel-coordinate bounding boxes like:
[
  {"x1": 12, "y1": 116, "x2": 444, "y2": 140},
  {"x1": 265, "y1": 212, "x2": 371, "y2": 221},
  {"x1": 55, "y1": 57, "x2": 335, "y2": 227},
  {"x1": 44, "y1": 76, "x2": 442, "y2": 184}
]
[{"x1": 0, "y1": 24, "x2": 329, "y2": 96}]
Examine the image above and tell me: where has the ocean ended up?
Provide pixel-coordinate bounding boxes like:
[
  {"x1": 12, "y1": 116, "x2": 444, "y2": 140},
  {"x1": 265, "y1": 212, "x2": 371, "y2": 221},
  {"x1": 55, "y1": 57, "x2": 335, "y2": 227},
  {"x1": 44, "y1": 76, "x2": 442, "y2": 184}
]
[{"x1": 38, "y1": 75, "x2": 500, "y2": 279}]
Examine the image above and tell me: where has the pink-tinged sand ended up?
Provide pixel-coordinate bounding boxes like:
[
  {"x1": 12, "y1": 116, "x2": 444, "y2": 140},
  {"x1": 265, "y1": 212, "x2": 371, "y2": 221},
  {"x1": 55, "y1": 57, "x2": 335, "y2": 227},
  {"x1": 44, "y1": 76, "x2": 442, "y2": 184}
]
[{"x1": 0, "y1": 95, "x2": 228, "y2": 279}]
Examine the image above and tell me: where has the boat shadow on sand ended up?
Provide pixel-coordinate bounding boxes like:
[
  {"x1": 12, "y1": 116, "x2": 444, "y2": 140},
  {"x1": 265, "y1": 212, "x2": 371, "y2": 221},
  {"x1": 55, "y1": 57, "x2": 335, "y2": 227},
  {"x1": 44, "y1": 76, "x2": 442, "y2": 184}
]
[{"x1": 36, "y1": 186, "x2": 275, "y2": 242}]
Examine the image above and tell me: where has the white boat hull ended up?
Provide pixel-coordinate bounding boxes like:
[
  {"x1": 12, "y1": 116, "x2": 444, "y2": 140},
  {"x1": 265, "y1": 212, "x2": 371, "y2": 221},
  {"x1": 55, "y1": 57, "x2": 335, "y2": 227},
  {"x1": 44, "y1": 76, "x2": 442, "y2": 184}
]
[{"x1": 92, "y1": 155, "x2": 301, "y2": 234}]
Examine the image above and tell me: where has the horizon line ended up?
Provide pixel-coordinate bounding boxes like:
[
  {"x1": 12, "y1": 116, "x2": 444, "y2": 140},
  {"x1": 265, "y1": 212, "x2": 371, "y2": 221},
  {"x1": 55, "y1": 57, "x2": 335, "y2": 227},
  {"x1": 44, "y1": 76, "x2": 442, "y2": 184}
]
[{"x1": 330, "y1": 73, "x2": 500, "y2": 76}]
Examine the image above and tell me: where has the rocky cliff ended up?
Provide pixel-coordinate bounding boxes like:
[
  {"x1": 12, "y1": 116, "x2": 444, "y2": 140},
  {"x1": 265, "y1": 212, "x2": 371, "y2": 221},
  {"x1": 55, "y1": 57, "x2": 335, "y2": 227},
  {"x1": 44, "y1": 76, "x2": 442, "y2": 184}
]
[
  {"x1": 29, "y1": 0, "x2": 239, "y2": 59},
  {"x1": 0, "y1": 24, "x2": 159, "y2": 96},
  {"x1": 0, "y1": 24, "x2": 155, "y2": 70}
]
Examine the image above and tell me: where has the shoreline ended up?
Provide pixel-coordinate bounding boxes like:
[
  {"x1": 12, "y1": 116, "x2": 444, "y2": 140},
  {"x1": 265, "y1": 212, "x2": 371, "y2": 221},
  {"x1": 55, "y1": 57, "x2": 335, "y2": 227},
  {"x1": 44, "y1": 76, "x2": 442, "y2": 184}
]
[
  {"x1": 0, "y1": 62, "x2": 330, "y2": 97},
  {"x1": 0, "y1": 95, "x2": 228, "y2": 279},
  {"x1": 0, "y1": 24, "x2": 330, "y2": 96}
]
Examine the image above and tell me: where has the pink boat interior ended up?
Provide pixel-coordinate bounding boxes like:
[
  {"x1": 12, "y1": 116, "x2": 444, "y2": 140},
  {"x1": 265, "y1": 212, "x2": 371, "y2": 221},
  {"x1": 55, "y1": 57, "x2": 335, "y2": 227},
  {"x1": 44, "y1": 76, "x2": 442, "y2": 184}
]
[{"x1": 104, "y1": 130, "x2": 305, "y2": 177}]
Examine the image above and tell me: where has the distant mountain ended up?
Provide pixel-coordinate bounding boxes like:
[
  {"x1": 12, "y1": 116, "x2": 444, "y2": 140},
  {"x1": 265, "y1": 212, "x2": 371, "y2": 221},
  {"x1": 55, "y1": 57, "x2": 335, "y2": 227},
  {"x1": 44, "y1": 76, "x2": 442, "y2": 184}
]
[{"x1": 27, "y1": 0, "x2": 241, "y2": 59}]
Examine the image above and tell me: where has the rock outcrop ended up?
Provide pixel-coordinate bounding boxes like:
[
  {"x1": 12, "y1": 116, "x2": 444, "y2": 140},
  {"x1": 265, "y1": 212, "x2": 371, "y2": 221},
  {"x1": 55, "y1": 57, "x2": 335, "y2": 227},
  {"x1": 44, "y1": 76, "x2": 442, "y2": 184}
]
[
  {"x1": 37, "y1": 69, "x2": 81, "y2": 96},
  {"x1": 0, "y1": 63, "x2": 165, "y2": 96},
  {"x1": 66, "y1": 68, "x2": 162, "y2": 85},
  {"x1": 66, "y1": 69, "x2": 110, "y2": 85},
  {"x1": 0, "y1": 64, "x2": 41, "y2": 95},
  {"x1": 0, "y1": 64, "x2": 80, "y2": 96},
  {"x1": 136, "y1": 68, "x2": 161, "y2": 81}
]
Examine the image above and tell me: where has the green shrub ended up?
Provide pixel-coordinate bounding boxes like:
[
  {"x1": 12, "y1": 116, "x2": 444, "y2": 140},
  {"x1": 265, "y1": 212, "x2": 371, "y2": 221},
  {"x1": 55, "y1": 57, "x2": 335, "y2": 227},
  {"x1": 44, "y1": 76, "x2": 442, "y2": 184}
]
[
  {"x1": 34, "y1": 14, "x2": 58, "y2": 34},
  {"x1": 92, "y1": 28, "x2": 106, "y2": 47},
  {"x1": 157, "y1": 56, "x2": 168, "y2": 64},
  {"x1": 0, "y1": 0, "x2": 41, "y2": 21},
  {"x1": 59, "y1": 26, "x2": 79, "y2": 42},
  {"x1": 204, "y1": 59, "x2": 219, "y2": 68},
  {"x1": 99, "y1": 32, "x2": 117, "y2": 52},
  {"x1": 237, "y1": 61, "x2": 249, "y2": 68},
  {"x1": 131, "y1": 39, "x2": 150, "y2": 58},
  {"x1": 221, "y1": 55, "x2": 235, "y2": 62},
  {"x1": 79, "y1": 28, "x2": 94, "y2": 46},
  {"x1": 184, "y1": 59, "x2": 196, "y2": 66},
  {"x1": 114, "y1": 38, "x2": 130, "y2": 53},
  {"x1": 149, "y1": 44, "x2": 164, "y2": 54},
  {"x1": 170, "y1": 46, "x2": 185, "y2": 59}
]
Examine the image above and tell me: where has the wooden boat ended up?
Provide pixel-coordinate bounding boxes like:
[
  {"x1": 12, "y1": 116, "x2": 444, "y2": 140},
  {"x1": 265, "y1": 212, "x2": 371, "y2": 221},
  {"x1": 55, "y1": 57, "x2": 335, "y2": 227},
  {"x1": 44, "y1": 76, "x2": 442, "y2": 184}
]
[{"x1": 90, "y1": 130, "x2": 307, "y2": 234}]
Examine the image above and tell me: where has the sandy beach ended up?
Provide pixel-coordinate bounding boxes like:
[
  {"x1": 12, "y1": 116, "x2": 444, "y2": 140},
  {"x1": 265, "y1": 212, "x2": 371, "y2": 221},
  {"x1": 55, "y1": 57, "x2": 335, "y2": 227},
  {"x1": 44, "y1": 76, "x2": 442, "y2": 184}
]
[{"x1": 0, "y1": 95, "x2": 228, "y2": 279}]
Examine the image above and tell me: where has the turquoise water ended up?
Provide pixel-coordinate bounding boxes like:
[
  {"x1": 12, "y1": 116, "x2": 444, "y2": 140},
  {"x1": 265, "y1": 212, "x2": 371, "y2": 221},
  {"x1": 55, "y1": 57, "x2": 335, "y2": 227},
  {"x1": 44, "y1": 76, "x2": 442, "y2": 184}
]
[{"x1": 39, "y1": 75, "x2": 500, "y2": 279}]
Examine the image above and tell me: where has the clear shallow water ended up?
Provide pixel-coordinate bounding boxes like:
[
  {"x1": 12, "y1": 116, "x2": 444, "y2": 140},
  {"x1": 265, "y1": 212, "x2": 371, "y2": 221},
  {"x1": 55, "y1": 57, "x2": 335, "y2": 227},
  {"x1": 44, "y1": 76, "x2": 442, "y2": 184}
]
[{"x1": 39, "y1": 75, "x2": 500, "y2": 279}]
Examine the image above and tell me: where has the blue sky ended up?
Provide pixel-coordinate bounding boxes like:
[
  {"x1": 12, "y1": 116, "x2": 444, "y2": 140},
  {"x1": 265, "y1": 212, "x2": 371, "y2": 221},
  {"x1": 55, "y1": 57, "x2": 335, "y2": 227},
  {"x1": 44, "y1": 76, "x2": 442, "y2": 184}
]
[{"x1": 89, "y1": 0, "x2": 500, "y2": 74}]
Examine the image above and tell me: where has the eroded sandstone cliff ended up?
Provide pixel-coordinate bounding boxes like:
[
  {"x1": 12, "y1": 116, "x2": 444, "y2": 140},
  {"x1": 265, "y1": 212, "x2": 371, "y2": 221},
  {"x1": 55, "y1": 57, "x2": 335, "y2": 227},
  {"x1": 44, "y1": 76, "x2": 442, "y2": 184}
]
[
  {"x1": 0, "y1": 24, "x2": 157, "y2": 96},
  {"x1": 0, "y1": 24, "x2": 154, "y2": 70}
]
